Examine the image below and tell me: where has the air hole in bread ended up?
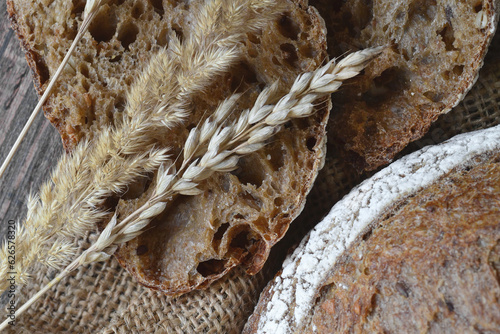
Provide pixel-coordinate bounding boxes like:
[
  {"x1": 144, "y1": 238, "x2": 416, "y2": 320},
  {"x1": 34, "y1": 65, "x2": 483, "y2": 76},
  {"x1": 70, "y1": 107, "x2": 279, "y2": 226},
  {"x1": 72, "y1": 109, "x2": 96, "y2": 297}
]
[
  {"x1": 30, "y1": 50, "x2": 50, "y2": 86},
  {"x1": 136, "y1": 245, "x2": 148, "y2": 256},
  {"x1": 280, "y1": 43, "x2": 299, "y2": 67},
  {"x1": 196, "y1": 259, "x2": 227, "y2": 277},
  {"x1": 71, "y1": 0, "x2": 85, "y2": 16},
  {"x1": 171, "y1": 23, "x2": 184, "y2": 42},
  {"x1": 242, "y1": 191, "x2": 263, "y2": 211},
  {"x1": 157, "y1": 27, "x2": 169, "y2": 47},
  {"x1": 438, "y1": 24, "x2": 457, "y2": 51},
  {"x1": 229, "y1": 226, "x2": 252, "y2": 250},
  {"x1": 474, "y1": 1, "x2": 483, "y2": 13},
  {"x1": 274, "y1": 197, "x2": 284, "y2": 206},
  {"x1": 453, "y1": 65, "x2": 464, "y2": 77},
  {"x1": 247, "y1": 32, "x2": 261, "y2": 44},
  {"x1": 118, "y1": 22, "x2": 139, "y2": 50},
  {"x1": 149, "y1": 0, "x2": 164, "y2": 16},
  {"x1": 230, "y1": 61, "x2": 258, "y2": 92},
  {"x1": 445, "y1": 300, "x2": 455, "y2": 312},
  {"x1": 89, "y1": 8, "x2": 117, "y2": 43},
  {"x1": 423, "y1": 91, "x2": 443, "y2": 102},
  {"x1": 276, "y1": 13, "x2": 300, "y2": 40},
  {"x1": 213, "y1": 222, "x2": 229, "y2": 241},
  {"x1": 306, "y1": 137, "x2": 317, "y2": 151},
  {"x1": 299, "y1": 44, "x2": 317, "y2": 59},
  {"x1": 395, "y1": 282, "x2": 410, "y2": 298},
  {"x1": 266, "y1": 143, "x2": 286, "y2": 171},
  {"x1": 232, "y1": 155, "x2": 266, "y2": 188},
  {"x1": 362, "y1": 229, "x2": 373, "y2": 241},
  {"x1": 362, "y1": 67, "x2": 410, "y2": 106},
  {"x1": 109, "y1": 55, "x2": 122, "y2": 63},
  {"x1": 212, "y1": 221, "x2": 228, "y2": 253},
  {"x1": 132, "y1": 2, "x2": 144, "y2": 19},
  {"x1": 114, "y1": 95, "x2": 125, "y2": 112},
  {"x1": 363, "y1": 266, "x2": 370, "y2": 275},
  {"x1": 79, "y1": 63, "x2": 89, "y2": 78}
]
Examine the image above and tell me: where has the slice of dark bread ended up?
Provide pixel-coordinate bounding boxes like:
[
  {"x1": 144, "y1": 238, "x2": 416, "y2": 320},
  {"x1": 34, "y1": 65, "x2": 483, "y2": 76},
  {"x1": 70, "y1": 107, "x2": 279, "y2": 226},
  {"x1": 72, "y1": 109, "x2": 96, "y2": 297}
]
[
  {"x1": 311, "y1": 0, "x2": 498, "y2": 171},
  {"x1": 7, "y1": 0, "x2": 329, "y2": 295},
  {"x1": 244, "y1": 125, "x2": 500, "y2": 333}
]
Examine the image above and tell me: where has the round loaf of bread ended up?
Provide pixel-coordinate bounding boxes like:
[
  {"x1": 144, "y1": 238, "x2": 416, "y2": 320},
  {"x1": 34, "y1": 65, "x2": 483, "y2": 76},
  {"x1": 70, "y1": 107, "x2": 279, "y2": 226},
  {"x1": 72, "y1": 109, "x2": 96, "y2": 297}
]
[{"x1": 244, "y1": 124, "x2": 500, "y2": 333}]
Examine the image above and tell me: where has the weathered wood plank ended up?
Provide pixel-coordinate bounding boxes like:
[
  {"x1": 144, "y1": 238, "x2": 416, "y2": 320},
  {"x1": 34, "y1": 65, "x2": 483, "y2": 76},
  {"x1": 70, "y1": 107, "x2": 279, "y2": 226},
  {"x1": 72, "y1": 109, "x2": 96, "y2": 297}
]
[{"x1": 0, "y1": 1, "x2": 63, "y2": 242}]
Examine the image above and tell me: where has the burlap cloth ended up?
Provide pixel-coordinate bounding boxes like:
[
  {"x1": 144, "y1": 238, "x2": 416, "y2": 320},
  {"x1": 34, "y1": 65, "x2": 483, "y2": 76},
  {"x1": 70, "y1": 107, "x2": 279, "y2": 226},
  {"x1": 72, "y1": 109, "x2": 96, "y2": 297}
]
[{"x1": 5, "y1": 25, "x2": 500, "y2": 334}]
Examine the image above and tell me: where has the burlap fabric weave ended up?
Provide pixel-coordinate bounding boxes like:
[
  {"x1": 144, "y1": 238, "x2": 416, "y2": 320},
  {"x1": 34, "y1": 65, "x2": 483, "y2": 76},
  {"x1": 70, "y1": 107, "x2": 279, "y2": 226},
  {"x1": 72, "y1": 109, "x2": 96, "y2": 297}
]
[{"x1": 6, "y1": 24, "x2": 500, "y2": 334}]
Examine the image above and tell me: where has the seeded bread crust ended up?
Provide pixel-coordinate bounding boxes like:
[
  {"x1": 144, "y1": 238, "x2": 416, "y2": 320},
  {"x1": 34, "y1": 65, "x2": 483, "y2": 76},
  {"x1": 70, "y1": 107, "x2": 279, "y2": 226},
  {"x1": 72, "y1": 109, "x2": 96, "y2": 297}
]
[
  {"x1": 244, "y1": 125, "x2": 500, "y2": 334},
  {"x1": 311, "y1": 0, "x2": 498, "y2": 171},
  {"x1": 7, "y1": 0, "x2": 329, "y2": 295}
]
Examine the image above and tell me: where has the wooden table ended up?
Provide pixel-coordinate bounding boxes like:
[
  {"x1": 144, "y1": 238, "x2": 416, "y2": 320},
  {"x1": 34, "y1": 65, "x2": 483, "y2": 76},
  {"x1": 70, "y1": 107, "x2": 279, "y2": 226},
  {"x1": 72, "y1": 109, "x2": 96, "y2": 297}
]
[{"x1": 0, "y1": 1, "x2": 63, "y2": 243}]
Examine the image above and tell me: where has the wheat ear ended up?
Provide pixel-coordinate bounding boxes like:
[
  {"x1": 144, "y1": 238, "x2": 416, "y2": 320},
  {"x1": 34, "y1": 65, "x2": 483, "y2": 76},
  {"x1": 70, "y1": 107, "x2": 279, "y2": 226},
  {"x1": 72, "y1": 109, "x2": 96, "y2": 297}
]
[
  {"x1": 0, "y1": 0, "x2": 107, "y2": 180},
  {"x1": 121, "y1": 46, "x2": 386, "y2": 218},
  {"x1": 0, "y1": 0, "x2": 282, "y2": 294},
  {"x1": 0, "y1": 47, "x2": 382, "y2": 330},
  {"x1": 126, "y1": 0, "x2": 282, "y2": 128}
]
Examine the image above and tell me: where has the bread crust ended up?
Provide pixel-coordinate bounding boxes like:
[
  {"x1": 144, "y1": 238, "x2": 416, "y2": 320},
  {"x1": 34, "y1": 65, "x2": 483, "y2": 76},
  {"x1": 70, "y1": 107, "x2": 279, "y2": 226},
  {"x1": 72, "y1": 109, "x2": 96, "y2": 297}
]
[
  {"x1": 244, "y1": 125, "x2": 500, "y2": 333},
  {"x1": 311, "y1": 0, "x2": 499, "y2": 171},
  {"x1": 309, "y1": 153, "x2": 500, "y2": 333}
]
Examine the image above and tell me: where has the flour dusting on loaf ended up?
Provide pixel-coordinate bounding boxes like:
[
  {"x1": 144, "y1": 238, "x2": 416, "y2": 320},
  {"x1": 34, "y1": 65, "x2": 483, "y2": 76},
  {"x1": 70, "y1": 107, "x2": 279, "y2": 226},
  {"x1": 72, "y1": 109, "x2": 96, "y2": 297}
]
[{"x1": 244, "y1": 124, "x2": 500, "y2": 333}]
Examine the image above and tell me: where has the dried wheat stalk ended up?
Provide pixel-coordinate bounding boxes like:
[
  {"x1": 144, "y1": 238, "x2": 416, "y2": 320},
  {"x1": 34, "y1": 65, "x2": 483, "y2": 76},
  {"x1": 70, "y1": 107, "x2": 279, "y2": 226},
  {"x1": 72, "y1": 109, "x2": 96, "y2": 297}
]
[
  {"x1": 0, "y1": 0, "x2": 107, "y2": 180},
  {"x1": 0, "y1": 47, "x2": 382, "y2": 329},
  {"x1": 112, "y1": 46, "x2": 385, "y2": 237},
  {"x1": 0, "y1": 0, "x2": 280, "y2": 295}
]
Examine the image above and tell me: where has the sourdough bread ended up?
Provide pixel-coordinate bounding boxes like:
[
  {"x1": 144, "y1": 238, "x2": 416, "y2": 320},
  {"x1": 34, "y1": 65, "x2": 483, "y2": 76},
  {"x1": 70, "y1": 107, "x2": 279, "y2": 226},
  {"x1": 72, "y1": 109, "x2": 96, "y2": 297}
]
[
  {"x1": 244, "y1": 124, "x2": 500, "y2": 333},
  {"x1": 311, "y1": 0, "x2": 498, "y2": 171},
  {"x1": 7, "y1": 0, "x2": 330, "y2": 295}
]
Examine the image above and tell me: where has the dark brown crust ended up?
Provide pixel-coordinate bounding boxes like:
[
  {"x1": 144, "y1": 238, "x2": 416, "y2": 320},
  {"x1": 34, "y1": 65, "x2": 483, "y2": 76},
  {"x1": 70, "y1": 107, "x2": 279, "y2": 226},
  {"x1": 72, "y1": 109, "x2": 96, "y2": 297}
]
[
  {"x1": 244, "y1": 150, "x2": 500, "y2": 334},
  {"x1": 308, "y1": 152, "x2": 500, "y2": 332},
  {"x1": 311, "y1": 0, "x2": 498, "y2": 171}
]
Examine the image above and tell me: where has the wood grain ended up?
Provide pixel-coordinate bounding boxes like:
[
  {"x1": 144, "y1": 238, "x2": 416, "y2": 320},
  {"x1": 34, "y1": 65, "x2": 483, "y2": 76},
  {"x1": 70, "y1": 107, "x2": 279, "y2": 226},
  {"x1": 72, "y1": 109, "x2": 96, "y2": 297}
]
[{"x1": 0, "y1": 1, "x2": 63, "y2": 241}]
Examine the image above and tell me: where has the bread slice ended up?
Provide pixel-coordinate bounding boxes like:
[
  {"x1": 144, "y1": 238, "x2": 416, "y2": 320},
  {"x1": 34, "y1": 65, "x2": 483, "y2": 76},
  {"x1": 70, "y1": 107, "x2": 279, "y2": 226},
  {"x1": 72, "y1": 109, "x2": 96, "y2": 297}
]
[
  {"x1": 311, "y1": 0, "x2": 498, "y2": 171},
  {"x1": 7, "y1": 0, "x2": 329, "y2": 295},
  {"x1": 244, "y1": 124, "x2": 500, "y2": 333}
]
